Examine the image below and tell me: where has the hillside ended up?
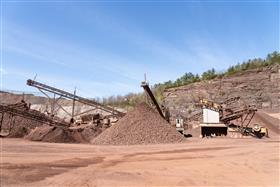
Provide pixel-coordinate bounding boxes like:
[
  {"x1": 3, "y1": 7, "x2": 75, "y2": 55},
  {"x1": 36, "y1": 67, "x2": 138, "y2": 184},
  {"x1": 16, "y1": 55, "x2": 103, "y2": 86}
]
[
  {"x1": 163, "y1": 64, "x2": 280, "y2": 120},
  {"x1": 0, "y1": 91, "x2": 49, "y2": 105},
  {"x1": 1, "y1": 63, "x2": 279, "y2": 120}
]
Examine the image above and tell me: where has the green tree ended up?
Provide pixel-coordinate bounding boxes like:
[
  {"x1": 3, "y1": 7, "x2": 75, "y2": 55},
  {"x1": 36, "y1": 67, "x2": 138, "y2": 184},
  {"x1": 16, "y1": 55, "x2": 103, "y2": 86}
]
[{"x1": 202, "y1": 68, "x2": 217, "y2": 80}]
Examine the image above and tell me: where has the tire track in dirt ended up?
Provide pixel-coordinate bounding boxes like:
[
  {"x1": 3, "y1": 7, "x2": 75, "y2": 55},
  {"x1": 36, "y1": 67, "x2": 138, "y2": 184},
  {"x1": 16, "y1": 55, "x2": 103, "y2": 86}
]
[
  {"x1": 1, "y1": 156, "x2": 104, "y2": 185},
  {"x1": 101, "y1": 146, "x2": 231, "y2": 168}
]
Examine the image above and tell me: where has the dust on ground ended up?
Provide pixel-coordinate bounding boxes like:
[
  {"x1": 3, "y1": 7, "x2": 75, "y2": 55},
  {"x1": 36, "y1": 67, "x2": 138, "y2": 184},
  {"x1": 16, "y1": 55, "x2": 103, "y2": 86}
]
[{"x1": 1, "y1": 137, "x2": 279, "y2": 187}]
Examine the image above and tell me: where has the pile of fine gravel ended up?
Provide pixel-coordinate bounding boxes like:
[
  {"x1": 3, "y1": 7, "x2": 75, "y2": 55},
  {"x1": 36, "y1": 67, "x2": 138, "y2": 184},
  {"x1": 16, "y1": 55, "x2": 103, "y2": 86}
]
[{"x1": 91, "y1": 103, "x2": 185, "y2": 145}]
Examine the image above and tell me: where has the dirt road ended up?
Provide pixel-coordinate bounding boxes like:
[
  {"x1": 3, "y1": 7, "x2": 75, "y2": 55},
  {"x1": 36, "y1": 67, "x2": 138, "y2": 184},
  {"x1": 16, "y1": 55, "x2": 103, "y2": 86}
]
[{"x1": 1, "y1": 137, "x2": 279, "y2": 186}]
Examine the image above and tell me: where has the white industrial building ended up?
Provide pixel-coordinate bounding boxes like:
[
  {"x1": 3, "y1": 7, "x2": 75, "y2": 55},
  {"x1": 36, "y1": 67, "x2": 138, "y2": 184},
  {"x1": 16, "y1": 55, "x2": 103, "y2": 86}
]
[{"x1": 200, "y1": 108, "x2": 227, "y2": 137}]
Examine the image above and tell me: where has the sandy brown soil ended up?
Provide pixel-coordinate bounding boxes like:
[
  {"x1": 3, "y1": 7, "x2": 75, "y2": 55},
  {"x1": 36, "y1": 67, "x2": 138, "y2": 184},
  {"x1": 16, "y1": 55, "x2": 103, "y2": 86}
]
[
  {"x1": 1, "y1": 137, "x2": 279, "y2": 187},
  {"x1": 263, "y1": 111, "x2": 280, "y2": 121}
]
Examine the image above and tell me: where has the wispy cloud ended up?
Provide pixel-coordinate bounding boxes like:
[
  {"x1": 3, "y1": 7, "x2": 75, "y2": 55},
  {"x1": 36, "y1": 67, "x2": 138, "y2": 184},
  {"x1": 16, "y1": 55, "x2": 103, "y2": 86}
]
[
  {"x1": 4, "y1": 66, "x2": 140, "y2": 98},
  {"x1": 3, "y1": 26, "x2": 146, "y2": 96},
  {"x1": 4, "y1": 23, "x2": 145, "y2": 80},
  {"x1": 3, "y1": 18, "x2": 233, "y2": 96},
  {"x1": 70, "y1": 6, "x2": 237, "y2": 76},
  {"x1": 4, "y1": 3, "x2": 273, "y2": 97},
  {"x1": 4, "y1": 18, "x2": 200, "y2": 90},
  {"x1": 0, "y1": 68, "x2": 7, "y2": 75},
  {"x1": 73, "y1": 7, "x2": 198, "y2": 66}
]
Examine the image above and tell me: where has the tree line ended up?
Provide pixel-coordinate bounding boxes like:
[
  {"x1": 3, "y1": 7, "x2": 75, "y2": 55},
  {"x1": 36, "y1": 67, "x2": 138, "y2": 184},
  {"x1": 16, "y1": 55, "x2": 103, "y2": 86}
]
[
  {"x1": 100, "y1": 51, "x2": 280, "y2": 108},
  {"x1": 154, "y1": 51, "x2": 280, "y2": 89}
]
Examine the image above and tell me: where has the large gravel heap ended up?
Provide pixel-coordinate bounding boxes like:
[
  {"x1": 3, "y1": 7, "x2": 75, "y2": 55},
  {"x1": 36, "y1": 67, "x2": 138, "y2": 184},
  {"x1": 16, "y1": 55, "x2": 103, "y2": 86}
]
[
  {"x1": 25, "y1": 125, "x2": 104, "y2": 143},
  {"x1": 91, "y1": 103, "x2": 185, "y2": 145}
]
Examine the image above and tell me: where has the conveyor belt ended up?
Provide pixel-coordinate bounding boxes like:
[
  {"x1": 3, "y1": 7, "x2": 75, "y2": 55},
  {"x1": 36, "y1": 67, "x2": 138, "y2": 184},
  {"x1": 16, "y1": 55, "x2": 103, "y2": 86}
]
[
  {"x1": 141, "y1": 82, "x2": 165, "y2": 119},
  {"x1": 0, "y1": 103, "x2": 68, "y2": 128},
  {"x1": 27, "y1": 79, "x2": 125, "y2": 117}
]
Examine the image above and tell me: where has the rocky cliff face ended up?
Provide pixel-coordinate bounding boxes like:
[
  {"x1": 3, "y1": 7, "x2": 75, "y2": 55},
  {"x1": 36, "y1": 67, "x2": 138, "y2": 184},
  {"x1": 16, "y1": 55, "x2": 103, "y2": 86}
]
[{"x1": 163, "y1": 64, "x2": 280, "y2": 120}]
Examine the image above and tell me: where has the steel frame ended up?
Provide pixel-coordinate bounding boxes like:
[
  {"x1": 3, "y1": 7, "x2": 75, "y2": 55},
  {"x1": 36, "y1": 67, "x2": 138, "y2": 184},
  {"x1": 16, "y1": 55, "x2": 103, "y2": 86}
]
[
  {"x1": 141, "y1": 82, "x2": 165, "y2": 118},
  {"x1": 27, "y1": 79, "x2": 125, "y2": 120},
  {"x1": 0, "y1": 104, "x2": 68, "y2": 132}
]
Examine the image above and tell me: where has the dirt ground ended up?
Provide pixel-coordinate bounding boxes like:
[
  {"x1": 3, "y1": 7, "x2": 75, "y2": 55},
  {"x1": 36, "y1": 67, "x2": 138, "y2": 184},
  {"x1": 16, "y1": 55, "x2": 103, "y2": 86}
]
[{"x1": 1, "y1": 137, "x2": 279, "y2": 187}]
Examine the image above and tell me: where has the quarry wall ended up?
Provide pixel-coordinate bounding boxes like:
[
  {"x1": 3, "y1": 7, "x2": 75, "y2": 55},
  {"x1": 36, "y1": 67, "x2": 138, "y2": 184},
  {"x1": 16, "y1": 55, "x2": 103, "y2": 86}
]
[{"x1": 163, "y1": 64, "x2": 280, "y2": 119}]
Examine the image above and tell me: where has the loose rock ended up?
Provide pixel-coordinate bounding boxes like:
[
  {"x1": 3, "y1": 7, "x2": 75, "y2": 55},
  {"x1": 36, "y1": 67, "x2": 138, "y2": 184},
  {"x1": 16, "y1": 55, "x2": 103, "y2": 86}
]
[{"x1": 91, "y1": 103, "x2": 185, "y2": 145}]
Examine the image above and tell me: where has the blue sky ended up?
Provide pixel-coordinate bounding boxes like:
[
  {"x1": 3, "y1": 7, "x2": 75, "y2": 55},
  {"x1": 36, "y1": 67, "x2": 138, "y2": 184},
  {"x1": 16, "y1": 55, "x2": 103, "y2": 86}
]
[{"x1": 1, "y1": 1, "x2": 279, "y2": 98}]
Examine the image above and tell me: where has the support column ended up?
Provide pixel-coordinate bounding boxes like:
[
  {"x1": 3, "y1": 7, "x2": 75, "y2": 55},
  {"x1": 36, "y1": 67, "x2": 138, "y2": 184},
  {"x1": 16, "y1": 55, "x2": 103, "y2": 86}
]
[
  {"x1": 70, "y1": 88, "x2": 76, "y2": 123},
  {"x1": 0, "y1": 112, "x2": 4, "y2": 132}
]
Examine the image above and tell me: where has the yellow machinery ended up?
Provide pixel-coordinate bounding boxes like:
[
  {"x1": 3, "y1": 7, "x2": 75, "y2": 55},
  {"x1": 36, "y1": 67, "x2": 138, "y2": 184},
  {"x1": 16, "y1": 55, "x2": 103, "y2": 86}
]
[
  {"x1": 252, "y1": 124, "x2": 268, "y2": 138},
  {"x1": 199, "y1": 98, "x2": 222, "y2": 111}
]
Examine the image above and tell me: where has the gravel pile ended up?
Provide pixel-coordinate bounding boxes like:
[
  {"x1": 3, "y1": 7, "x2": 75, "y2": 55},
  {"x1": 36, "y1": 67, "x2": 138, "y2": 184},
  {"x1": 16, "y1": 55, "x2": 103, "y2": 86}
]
[
  {"x1": 25, "y1": 125, "x2": 105, "y2": 143},
  {"x1": 91, "y1": 103, "x2": 185, "y2": 145},
  {"x1": 25, "y1": 125, "x2": 77, "y2": 143},
  {"x1": 1, "y1": 116, "x2": 42, "y2": 138}
]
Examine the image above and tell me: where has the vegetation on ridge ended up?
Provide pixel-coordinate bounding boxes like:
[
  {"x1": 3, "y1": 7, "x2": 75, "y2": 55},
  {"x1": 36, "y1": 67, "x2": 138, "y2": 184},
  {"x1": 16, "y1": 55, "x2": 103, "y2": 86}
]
[
  {"x1": 101, "y1": 51, "x2": 280, "y2": 108},
  {"x1": 154, "y1": 51, "x2": 280, "y2": 89}
]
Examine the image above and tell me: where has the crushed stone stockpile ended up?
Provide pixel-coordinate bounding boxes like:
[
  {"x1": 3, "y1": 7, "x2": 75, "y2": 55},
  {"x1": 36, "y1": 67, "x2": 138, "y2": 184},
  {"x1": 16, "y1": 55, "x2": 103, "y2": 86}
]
[
  {"x1": 91, "y1": 103, "x2": 185, "y2": 145},
  {"x1": 25, "y1": 125, "x2": 104, "y2": 143},
  {"x1": 2, "y1": 116, "x2": 42, "y2": 138}
]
